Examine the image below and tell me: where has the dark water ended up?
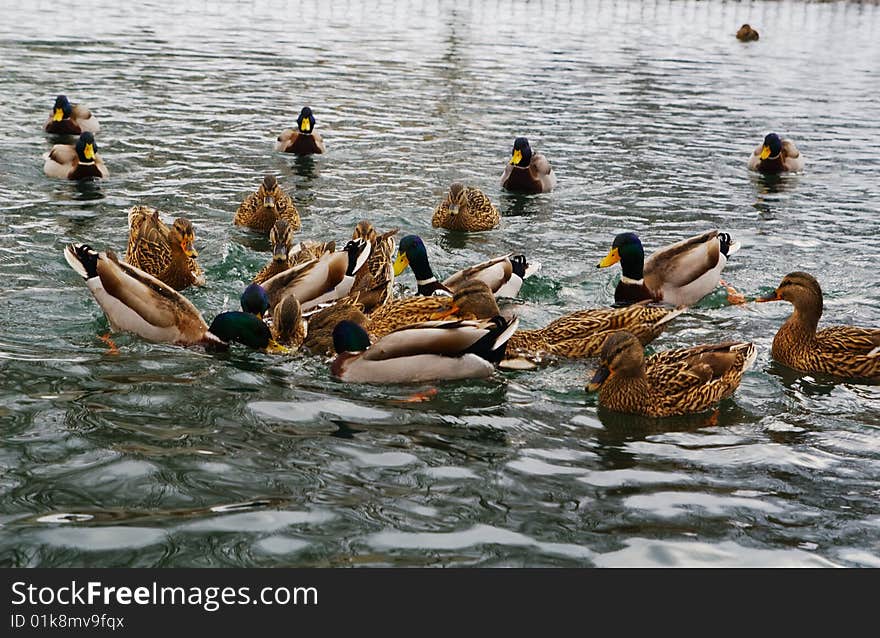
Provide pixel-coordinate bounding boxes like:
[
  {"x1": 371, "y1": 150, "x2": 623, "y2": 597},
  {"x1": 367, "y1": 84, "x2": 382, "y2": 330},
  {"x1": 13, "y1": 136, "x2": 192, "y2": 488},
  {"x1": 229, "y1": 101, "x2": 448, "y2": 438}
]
[{"x1": 1, "y1": 0, "x2": 878, "y2": 567}]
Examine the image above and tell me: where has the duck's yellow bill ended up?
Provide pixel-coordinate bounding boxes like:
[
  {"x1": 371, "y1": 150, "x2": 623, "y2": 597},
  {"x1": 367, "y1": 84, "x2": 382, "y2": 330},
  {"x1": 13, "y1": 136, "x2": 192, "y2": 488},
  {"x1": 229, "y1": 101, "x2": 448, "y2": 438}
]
[
  {"x1": 759, "y1": 145, "x2": 771, "y2": 160},
  {"x1": 84, "y1": 143, "x2": 95, "y2": 160},
  {"x1": 53, "y1": 108, "x2": 64, "y2": 122},
  {"x1": 266, "y1": 339, "x2": 291, "y2": 354},
  {"x1": 510, "y1": 149, "x2": 522, "y2": 165},
  {"x1": 586, "y1": 366, "x2": 611, "y2": 392},
  {"x1": 393, "y1": 252, "x2": 409, "y2": 276},
  {"x1": 597, "y1": 247, "x2": 620, "y2": 268},
  {"x1": 300, "y1": 119, "x2": 311, "y2": 132}
]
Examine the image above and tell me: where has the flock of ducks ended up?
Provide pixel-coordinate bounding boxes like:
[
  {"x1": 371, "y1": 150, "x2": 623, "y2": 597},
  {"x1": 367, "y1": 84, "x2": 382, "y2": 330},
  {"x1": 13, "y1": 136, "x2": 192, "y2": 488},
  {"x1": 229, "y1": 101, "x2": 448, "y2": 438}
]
[{"x1": 45, "y1": 78, "x2": 878, "y2": 419}]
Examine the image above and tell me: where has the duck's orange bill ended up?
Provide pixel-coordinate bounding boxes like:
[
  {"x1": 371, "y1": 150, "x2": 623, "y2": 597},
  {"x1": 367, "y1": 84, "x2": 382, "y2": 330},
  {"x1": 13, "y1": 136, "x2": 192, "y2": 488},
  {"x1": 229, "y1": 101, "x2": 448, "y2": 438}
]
[
  {"x1": 755, "y1": 290, "x2": 781, "y2": 302},
  {"x1": 598, "y1": 247, "x2": 620, "y2": 268},
  {"x1": 586, "y1": 366, "x2": 611, "y2": 392},
  {"x1": 430, "y1": 305, "x2": 460, "y2": 320},
  {"x1": 181, "y1": 238, "x2": 198, "y2": 259}
]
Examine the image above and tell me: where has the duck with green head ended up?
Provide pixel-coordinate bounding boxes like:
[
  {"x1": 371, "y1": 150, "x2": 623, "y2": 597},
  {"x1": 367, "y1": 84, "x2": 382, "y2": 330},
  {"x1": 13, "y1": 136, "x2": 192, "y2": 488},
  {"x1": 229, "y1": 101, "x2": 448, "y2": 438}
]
[
  {"x1": 275, "y1": 106, "x2": 326, "y2": 155},
  {"x1": 44, "y1": 132, "x2": 109, "y2": 180},
  {"x1": 43, "y1": 94, "x2": 100, "y2": 136},
  {"x1": 500, "y1": 137, "x2": 556, "y2": 194},
  {"x1": 748, "y1": 133, "x2": 804, "y2": 174}
]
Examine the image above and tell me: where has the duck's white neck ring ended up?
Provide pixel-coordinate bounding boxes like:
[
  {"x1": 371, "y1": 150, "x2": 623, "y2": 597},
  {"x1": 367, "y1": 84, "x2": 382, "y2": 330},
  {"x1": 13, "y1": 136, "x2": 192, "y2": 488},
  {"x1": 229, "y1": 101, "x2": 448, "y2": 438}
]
[
  {"x1": 621, "y1": 275, "x2": 644, "y2": 285},
  {"x1": 417, "y1": 277, "x2": 438, "y2": 286}
]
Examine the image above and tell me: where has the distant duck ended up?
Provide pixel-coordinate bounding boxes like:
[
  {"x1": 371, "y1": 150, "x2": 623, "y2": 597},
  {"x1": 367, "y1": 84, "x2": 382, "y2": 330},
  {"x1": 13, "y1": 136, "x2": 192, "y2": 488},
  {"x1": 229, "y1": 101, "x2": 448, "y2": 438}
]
[
  {"x1": 748, "y1": 133, "x2": 805, "y2": 174},
  {"x1": 431, "y1": 183, "x2": 500, "y2": 232},
  {"x1": 125, "y1": 206, "x2": 205, "y2": 291},
  {"x1": 597, "y1": 230, "x2": 742, "y2": 307},
  {"x1": 736, "y1": 24, "x2": 760, "y2": 41},
  {"x1": 275, "y1": 106, "x2": 326, "y2": 155},
  {"x1": 43, "y1": 94, "x2": 100, "y2": 135},
  {"x1": 586, "y1": 331, "x2": 757, "y2": 417},
  {"x1": 234, "y1": 175, "x2": 301, "y2": 234},
  {"x1": 500, "y1": 137, "x2": 556, "y2": 194},
  {"x1": 757, "y1": 271, "x2": 880, "y2": 380},
  {"x1": 43, "y1": 132, "x2": 108, "y2": 180}
]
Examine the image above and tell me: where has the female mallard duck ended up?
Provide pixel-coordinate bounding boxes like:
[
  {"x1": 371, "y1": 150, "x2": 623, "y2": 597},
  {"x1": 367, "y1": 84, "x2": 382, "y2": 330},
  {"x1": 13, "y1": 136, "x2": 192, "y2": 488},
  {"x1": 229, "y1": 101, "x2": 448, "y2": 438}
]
[
  {"x1": 253, "y1": 219, "x2": 295, "y2": 285},
  {"x1": 393, "y1": 234, "x2": 539, "y2": 298},
  {"x1": 44, "y1": 94, "x2": 100, "y2": 135},
  {"x1": 367, "y1": 279, "x2": 501, "y2": 339},
  {"x1": 303, "y1": 297, "x2": 370, "y2": 356},
  {"x1": 64, "y1": 243, "x2": 225, "y2": 348},
  {"x1": 501, "y1": 137, "x2": 556, "y2": 194},
  {"x1": 348, "y1": 220, "x2": 398, "y2": 312},
  {"x1": 43, "y1": 132, "x2": 108, "y2": 180},
  {"x1": 290, "y1": 239, "x2": 336, "y2": 267},
  {"x1": 234, "y1": 175, "x2": 301, "y2": 234},
  {"x1": 125, "y1": 206, "x2": 205, "y2": 291},
  {"x1": 275, "y1": 106, "x2": 326, "y2": 155},
  {"x1": 331, "y1": 315, "x2": 519, "y2": 384},
  {"x1": 597, "y1": 230, "x2": 743, "y2": 307},
  {"x1": 736, "y1": 24, "x2": 759, "y2": 41},
  {"x1": 503, "y1": 302, "x2": 686, "y2": 367},
  {"x1": 431, "y1": 183, "x2": 500, "y2": 232},
  {"x1": 748, "y1": 133, "x2": 804, "y2": 174},
  {"x1": 271, "y1": 294, "x2": 307, "y2": 349},
  {"x1": 757, "y1": 272, "x2": 879, "y2": 380},
  {"x1": 586, "y1": 331, "x2": 757, "y2": 417}
]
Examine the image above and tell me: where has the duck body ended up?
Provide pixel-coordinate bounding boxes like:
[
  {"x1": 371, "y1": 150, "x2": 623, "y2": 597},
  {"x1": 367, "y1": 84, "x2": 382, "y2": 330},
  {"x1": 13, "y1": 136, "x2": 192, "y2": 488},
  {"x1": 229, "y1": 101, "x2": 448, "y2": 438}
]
[
  {"x1": 348, "y1": 221, "x2": 397, "y2": 312},
  {"x1": 302, "y1": 297, "x2": 369, "y2": 355},
  {"x1": 758, "y1": 272, "x2": 880, "y2": 380},
  {"x1": 43, "y1": 95, "x2": 100, "y2": 135},
  {"x1": 125, "y1": 206, "x2": 204, "y2": 291},
  {"x1": 43, "y1": 132, "x2": 108, "y2": 180},
  {"x1": 736, "y1": 24, "x2": 759, "y2": 41},
  {"x1": 500, "y1": 137, "x2": 556, "y2": 194},
  {"x1": 748, "y1": 133, "x2": 804, "y2": 174},
  {"x1": 432, "y1": 183, "x2": 500, "y2": 232},
  {"x1": 587, "y1": 331, "x2": 756, "y2": 417},
  {"x1": 599, "y1": 230, "x2": 739, "y2": 307},
  {"x1": 234, "y1": 175, "x2": 300, "y2": 234},
  {"x1": 64, "y1": 244, "x2": 223, "y2": 348},
  {"x1": 275, "y1": 106, "x2": 326, "y2": 155}
]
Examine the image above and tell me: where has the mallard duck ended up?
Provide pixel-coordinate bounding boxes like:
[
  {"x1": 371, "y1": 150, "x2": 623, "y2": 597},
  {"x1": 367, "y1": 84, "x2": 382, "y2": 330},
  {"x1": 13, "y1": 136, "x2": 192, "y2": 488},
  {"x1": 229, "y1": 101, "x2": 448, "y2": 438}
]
[
  {"x1": 208, "y1": 311, "x2": 287, "y2": 352},
  {"x1": 64, "y1": 243, "x2": 224, "y2": 348},
  {"x1": 597, "y1": 230, "x2": 742, "y2": 307},
  {"x1": 125, "y1": 206, "x2": 205, "y2": 291},
  {"x1": 331, "y1": 315, "x2": 519, "y2": 384},
  {"x1": 234, "y1": 175, "x2": 301, "y2": 234},
  {"x1": 240, "y1": 283, "x2": 270, "y2": 318},
  {"x1": 275, "y1": 106, "x2": 326, "y2": 155},
  {"x1": 253, "y1": 219, "x2": 295, "y2": 285},
  {"x1": 348, "y1": 220, "x2": 398, "y2": 312},
  {"x1": 393, "y1": 234, "x2": 539, "y2": 298},
  {"x1": 271, "y1": 294, "x2": 306, "y2": 348},
  {"x1": 501, "y1": 137, "x2": 556, "y2": 194},
  {"x1": 757, "y1": 272, "x2": 879, "y2": 380},
  {"x1": 43, "y1": 132, "x2": 108, "y2": 180},
  {"x1": 748, "y1": 133, "x2": 805, "y2": 174},
  {"x1": 431, "y1": 183, "x2": 500, "y2": 232},
  {"x1": 503, "y1": 302, "x2": 686, "y2": 367},
  {"x1": 290, "y1": 239, "x2": 336, "y2": 267},
  {"x1": 736, "y1": 24, "x2": 759, "y2": 41},
  {"x1": 586, "y1": 331, "x2": 757, "y2": 417},
  {"x1": 43, "y1": 94, "x2": 100, "y2": 135},
  {"x1": 367, "y1": 279, "x2": 501, "y2": 339},
  {"x1": 303, "y1": 297, "x2": 370, "y2": 356}
]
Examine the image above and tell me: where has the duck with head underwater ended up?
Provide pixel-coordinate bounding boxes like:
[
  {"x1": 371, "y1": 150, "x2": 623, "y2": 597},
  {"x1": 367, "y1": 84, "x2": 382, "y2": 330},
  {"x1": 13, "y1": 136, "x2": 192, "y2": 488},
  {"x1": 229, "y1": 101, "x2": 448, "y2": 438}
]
[
  {"x1": 44, "y1": 132, "x2": 108, "y2": 180},
  {"x1": 43, "y1": 94, "x2": 100, "y2": 136},
  {"x1": 748, "y1": 133, "x2": 804, "y2": 174},
  {"x1": 393, "y1": 234, "x2": 539, "y2": 299},
  {"x1": 597, "y1": 230, "x2": 743, "y2": 307},
  {"x1": 501, "y1": 137, "x2": 556, "y2": 194},
  {"x1": 275, "y1": 106, "x2": 326, "y2": 155}
]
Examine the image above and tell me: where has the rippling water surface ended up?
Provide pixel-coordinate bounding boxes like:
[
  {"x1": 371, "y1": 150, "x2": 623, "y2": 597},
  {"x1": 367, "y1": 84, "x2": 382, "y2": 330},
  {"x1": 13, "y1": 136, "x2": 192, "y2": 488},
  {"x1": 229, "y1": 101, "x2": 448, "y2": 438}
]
[{"x1": 1, "y1": 0, "x2": 879, "y2": 567}]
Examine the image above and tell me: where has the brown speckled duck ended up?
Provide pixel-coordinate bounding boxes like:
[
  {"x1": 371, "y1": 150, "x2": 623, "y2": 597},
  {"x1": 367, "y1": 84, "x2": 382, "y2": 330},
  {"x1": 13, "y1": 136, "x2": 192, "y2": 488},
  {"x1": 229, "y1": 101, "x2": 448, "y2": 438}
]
[
  {"x1": 43, "y1": 94, "x2": 100, "y2": 135},
  {"x1": 748, "y1": 133, "x2": 805, "y2": 174},
  {"x1": 234, "y1": 175, "x2": 301, "y2": 234},
  {"x1": 757, "y1": 271, "x2": 879, "y2": 380},
  {"x1": 587, "y1": 331, "x2": 757, "y2": 417},
  {"x1": 431, "y1": 183, "x2": 500, "y2": 232},
  {"x1": 275, "y1": 106, "x2": 326, "y2": 155},
  {"x1": 500, "y1": 137, "x2": 556, "y2": 194},
  {"x1": 125, "y1": 206, "x2": 205, "y2": 291},
  {"x1": 347, "y1": 220, "x2": 398, "y2": 312},
  {"x1": 253, "y1": 219, "x2": 296, "y2": 285},
  {"x1": 736, "y1": 24, "x2": 760, "y2": 41}
]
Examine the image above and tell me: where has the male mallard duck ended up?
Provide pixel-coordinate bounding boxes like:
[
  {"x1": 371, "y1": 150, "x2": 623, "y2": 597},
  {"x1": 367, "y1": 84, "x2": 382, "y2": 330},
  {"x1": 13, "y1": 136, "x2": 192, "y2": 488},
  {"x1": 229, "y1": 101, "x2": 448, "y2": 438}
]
[
  {"x1": 208, "y1": 311, "x2": 287, "y2": 352},
  {"x1": 275, "y1": 106, "x2": 326, "y2": 155},
  {"x1": 43, "y1": 132, "x2": 108, "y2": 180},
  {"x1": 64, "y1": 244, "x2": 224, "y2": 348},
  {"x1": 240, "y1": 283, "x2": 270, "y2": 318},
  {"x1": 757, "y1": 272, "x2": 879, "y2": 380},
  {"x1": 736, "y1": 24, "x2": 760, "y2": 41},
  {"x1": 331, "y1": 315, "x2": 519, "y2": 384},
  {"x1": 748, "y1": 133, "x2": 804, "y2": 174},
  {"x1": 125, "y1": 206, "x2": 205, "y2": 291},
  {"x1": 393, "y1": 234, "x2": 539, "y2": 298},
  {"x1": 303, "y1": 297, "x2": 370, "y2": 356},
  {"x1": 597, "y1": 230, "x2": 742, "y2": 307},
  {"x1": 253, "y1": 219, "x2": 296, "y2": 285},
  {"x1": 586, "y1": 331, "x2": 757, "y2": 417},
  {"x1": 367, "y1": 279, "x2": 501, "y2": 339},
  {"x1": 348, "y1": 220, "x2": 398, "y2": 312},
  {"x1": 504, "y1": 302, "x2": 686, "y2": 367},
  {"x1": 501, "y1": 137, "x2": 556, "y2": 194},
  {"x1": 43, "y1": 94, "x2": 100, "y2": 135},
  {"x1": 234, "y1": 175, "x2": 301, "y2": 234},
  {"x1": 431, "y1": 183, "x2": 500, "y2": 232}
]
